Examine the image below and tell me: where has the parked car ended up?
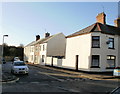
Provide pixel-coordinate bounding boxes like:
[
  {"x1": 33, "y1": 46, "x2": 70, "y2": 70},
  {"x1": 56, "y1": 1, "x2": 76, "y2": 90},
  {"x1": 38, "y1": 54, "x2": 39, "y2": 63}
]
[
  {"x1": 11, "y1": 61, "x2": 29, "y2": 74},
  {"x1": 14, "y1": 57, "x2": 20, "y2": 61}
]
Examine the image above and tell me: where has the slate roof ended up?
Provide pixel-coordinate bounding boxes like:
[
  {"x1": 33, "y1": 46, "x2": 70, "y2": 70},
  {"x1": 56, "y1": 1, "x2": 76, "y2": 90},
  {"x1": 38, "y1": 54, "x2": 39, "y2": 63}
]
[
  {"x1": 32, "y1": 35, "x2": 53, "y2": 45},
  {"x1": 29, "y1": 33, "x2": 62, "y2": 46},
  {"x1": 66, "y1": 22, "x2": 120, "y2": 38},
  {"x1": 24, "y1": 41, "x2": 35, "y2": 47}
]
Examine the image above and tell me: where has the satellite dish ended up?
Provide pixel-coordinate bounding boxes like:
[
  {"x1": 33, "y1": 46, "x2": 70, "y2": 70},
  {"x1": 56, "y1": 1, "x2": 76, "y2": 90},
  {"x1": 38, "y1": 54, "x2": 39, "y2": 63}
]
[{"x1": 106, "y1": 41, "x2": 110, "y2": 44}]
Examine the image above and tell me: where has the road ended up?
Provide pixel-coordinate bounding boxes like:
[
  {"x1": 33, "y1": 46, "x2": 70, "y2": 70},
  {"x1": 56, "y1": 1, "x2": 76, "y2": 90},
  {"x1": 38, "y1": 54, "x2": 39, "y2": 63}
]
[{"x1": 2, "y1": 62, "x2": 119, "y2": 94}]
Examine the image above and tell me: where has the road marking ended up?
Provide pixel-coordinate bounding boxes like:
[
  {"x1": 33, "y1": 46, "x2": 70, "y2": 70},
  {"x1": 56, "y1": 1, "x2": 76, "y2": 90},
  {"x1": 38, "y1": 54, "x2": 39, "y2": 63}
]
[
  {"x1": 18, "y1": 82, "x2": 49, "y2": 85},
  {"x1": 56, "y1": 86, "x2": 80, "y2": 92},
  {"x1": 38, "y1": 71, "x2": 64, "y2": 82},
  {"x1": 38, "y1": 71, "x2": 81, "y2": 78}
]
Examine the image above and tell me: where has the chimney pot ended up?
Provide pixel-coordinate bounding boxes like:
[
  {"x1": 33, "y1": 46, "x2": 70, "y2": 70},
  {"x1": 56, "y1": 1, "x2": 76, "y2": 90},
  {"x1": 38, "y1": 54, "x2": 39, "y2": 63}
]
[
  {"x1": 96, "y1": 12, "x2": 106, "y2": 24},
  {"x1": 36, "y1": 35, "x2": 40, "y2": 41},
  {"x1": 114, "y1": 18, "x2": 120, "y2": 28},
  {"x1": 45, "y1": 32, "x2": 50, "y2": 38}
]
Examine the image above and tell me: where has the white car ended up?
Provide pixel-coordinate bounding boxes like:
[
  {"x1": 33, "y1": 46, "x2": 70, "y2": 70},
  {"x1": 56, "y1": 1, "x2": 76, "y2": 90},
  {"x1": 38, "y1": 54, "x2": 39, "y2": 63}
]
[
  {"x1": 11, "y1": 61, "x2": 29, "y2": 74},
  {"x1": 14, "y1": 57, "x2": 20, "y2": 61}
]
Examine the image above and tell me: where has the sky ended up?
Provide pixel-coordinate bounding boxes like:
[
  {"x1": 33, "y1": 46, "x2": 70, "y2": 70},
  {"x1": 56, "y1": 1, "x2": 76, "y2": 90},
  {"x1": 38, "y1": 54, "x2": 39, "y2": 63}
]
[{"x1": 0, "y1": 1, "x2": 119, "y2": 46}]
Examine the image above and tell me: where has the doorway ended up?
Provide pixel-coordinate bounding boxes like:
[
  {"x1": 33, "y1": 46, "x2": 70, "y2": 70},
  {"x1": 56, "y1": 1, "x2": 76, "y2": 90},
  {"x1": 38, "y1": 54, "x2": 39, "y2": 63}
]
[
  {"x1": 51, "y1": 57, "x2": 53, "y2": 66},
  {"x1": 76, "y1": 55, "x2": 79, "y2": 71}
]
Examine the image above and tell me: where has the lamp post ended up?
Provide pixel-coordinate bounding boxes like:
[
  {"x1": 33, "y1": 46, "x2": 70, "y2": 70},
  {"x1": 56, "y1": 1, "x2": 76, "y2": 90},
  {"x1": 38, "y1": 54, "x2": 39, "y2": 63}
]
[{"x1": 2, "y1": 35, "x2": 8, "y2": 60}]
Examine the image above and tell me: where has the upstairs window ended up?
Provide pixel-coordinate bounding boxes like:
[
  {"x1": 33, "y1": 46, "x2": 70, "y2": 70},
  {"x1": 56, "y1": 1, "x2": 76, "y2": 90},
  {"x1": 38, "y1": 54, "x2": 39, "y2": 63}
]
[
  {"x1": 43, "y1": 45, "x2": 45, "y2": 51},
  {"x1": 35, "y1": 46, "x2": 38, "y2": 52},
  {"x1": 108, "y1": 38, "x2": 114, "y2": 49},
  {"x1": 92, "y1": 36, "x2": 100, "y2": 48},
  {"x1": 40, "y1": 45, "x2": 41, "y2": 51}
]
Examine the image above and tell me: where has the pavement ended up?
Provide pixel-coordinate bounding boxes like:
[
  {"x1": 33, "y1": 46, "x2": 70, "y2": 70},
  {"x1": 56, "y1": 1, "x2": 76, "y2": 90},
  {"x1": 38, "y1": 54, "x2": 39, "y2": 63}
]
[
  {"x1": 2, "y1": 72, "x2": 19, "y2": 83},
  {"x1": 1, "y1": 63, "x2": 19, "y2": 83},
  {"x1": 28, "y1": 63, "x2": 120, "y2": 81},
  {"x1": 1, "y1": 62, "x2": 120, "y2": 83}
]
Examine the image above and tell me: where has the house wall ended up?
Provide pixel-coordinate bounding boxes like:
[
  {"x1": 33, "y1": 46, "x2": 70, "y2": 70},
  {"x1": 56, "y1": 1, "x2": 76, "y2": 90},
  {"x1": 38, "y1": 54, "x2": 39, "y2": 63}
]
[
  {"x1": 34, "y1": 43, "x2": 40, "y2": 64},
  {"x1": 30, "y1": 46, "x2": 34, "y2": 63},
  {"x1": 24, "y1": 45, "x2": 35, "y2": 63},
  {"x1": 24, "y1": 46, "x2": 30, "y2": 62},
  {"x1": 47, "y1": 33, "x2": 66, "y2": 57},
  {"x1": 117, "y1": 35, "x2": 120, "y2": 67},
  {"x1": 62, "y1": 33, "x2": 91, "y2": 70},
  {"x1": 90, "y1": 33, "x2": 119, "y2": 72},
  {"x1": 39, "y1": 43, "x2": 47, "y2": 65}
]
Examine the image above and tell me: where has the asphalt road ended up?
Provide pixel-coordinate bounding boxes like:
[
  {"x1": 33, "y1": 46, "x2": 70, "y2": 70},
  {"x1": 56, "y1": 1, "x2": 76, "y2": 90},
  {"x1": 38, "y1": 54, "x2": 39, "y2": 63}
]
[{"x1": 2, "y1": 62, "x2": 119, "y2": 94}]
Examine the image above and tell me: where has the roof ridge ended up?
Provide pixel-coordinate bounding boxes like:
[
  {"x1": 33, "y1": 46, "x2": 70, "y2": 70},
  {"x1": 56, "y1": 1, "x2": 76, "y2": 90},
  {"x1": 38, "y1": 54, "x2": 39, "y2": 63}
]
[
  {"x1": 66, "y1": 23, "x2": 97, "y2": 38},
  {"x1": 33, "y1": 32, "x2": 63, "y2": 45}
]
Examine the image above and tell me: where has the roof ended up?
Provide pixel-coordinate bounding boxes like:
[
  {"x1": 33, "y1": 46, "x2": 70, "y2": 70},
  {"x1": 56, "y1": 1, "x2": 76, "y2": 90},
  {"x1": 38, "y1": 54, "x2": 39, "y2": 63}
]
[
  {"x1": 31, "y1": 32, "x2": 63, "y2": 45},
  {"x1": 66, "y1": 22, "x2": 120, "y2": 38},
  {"x1": 24, "y1": 41, "x2": 35, "y2": 47}
]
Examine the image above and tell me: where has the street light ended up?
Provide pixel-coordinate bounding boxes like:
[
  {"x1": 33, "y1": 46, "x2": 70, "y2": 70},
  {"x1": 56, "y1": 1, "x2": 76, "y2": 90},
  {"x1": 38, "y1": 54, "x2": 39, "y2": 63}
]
[{"x1": 2, "y1": 35, "x2": 8, "y2": 60}]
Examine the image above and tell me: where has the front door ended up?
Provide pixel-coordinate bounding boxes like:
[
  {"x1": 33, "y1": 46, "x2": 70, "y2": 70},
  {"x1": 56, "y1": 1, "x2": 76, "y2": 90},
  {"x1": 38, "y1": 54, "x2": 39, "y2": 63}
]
[{"x1": 76, "y1": 55, "x2": 79, "y2": 71}]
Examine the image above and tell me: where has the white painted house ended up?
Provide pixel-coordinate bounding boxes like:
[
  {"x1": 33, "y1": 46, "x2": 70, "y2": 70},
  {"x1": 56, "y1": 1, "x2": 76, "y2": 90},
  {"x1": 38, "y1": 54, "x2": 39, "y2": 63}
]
[
  {"x1": 62, "y1": 13, "x2": 120, "y2": 72},
  {"x1": 24, "y1": 41, "x2": 35, "y2": 63},
  {"x1": 34, "y1": 33, "x2": 66, "y2": 65}
]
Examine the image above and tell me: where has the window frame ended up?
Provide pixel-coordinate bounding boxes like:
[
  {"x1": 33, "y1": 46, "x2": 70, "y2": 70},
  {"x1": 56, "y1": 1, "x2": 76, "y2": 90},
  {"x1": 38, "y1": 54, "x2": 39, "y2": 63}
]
[
  {"x1": 108, "y1": 38, "x2": 114, "y2": 49},
  {"x1": 92, "y1": 36, "x2": 100, "y2": 48},
  {"x1": 106, "y1": 55, "x2": 116, "y2": 69},
  {"x1": 43, "y1": 45, "x2": 45, "y2": 51},
  {"x1": 91, "y1": 55, "x2": 100, "y2": 68}
]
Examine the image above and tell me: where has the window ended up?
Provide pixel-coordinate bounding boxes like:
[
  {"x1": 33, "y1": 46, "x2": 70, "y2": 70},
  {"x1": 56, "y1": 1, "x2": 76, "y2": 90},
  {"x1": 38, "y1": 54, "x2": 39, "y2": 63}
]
[
  {"x1": 31, "y1": 47, "x2": 34, "y2": 52},
  {"x1": 31, "y1": 55, "x2": 33, "y2": 61},
  {"x1": 106, "y1": 55, "x2": 115, "y2": 69},
  {"x1": 43, "y1": 45, "x2": 44, "y2": 51},
  {"x1": 40, "y1": 46, "x2": 41, "y2": 51},
  {"x1": 34, "y1": 55, "x2": 37, "y2": 63},
  {"x1": 32, "y1": 47, "x2": 34, "y2": 52},
  {"x1": 91, "y1": 55, "x2": 100, "y2": 68},
  {"x1": 35, "y1": 46, "x2": 38, "y2": 52},
  {"x1": 92, "y1": 36, "x2": 100, "y2": 48},
  {"x1": 108, "y1": 38, "x2": 114, "y2": 49}
]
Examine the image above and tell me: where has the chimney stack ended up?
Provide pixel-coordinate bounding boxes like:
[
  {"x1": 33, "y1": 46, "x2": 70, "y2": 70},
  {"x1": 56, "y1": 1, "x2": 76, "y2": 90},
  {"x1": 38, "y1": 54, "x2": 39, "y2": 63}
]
[
  {"x1": 36, "y1": 35, "x2": 40, "y2": 41},
  {"x1": 114, "y1": 18, "x2": 120, "y2": 28},
  {"x1": 96, "y1": 12, "x2": 106, "y2": 24},
  {"x1": 45, "y1": 32, "x2": 50, "y2": 38}
]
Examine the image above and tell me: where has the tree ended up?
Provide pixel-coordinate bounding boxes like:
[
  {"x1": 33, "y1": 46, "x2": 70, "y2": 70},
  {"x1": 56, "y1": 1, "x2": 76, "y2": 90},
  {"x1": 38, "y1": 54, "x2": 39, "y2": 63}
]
[
  {"x1": 3, "y1": 43, "x2": 9, "y2": 57},
  {"x1": 9, "y1": 47, "x2": 17, "y2": 56}
]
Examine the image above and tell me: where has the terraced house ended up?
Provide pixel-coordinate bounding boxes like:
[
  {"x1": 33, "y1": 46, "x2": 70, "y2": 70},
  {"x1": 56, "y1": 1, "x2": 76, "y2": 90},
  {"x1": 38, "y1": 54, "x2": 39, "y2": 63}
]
[
  {"x1": 24, "y1": 32, "x2": 66, "y2": 65},
  {"x1": 62, "y1": 12, "x2": 120, "y2": 72}
]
